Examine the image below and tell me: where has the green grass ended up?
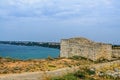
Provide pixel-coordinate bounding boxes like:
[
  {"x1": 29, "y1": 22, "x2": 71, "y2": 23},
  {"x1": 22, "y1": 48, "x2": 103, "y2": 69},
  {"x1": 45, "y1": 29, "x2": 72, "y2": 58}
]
[
  {"x1": 51, "y1": 68, "x2": 118, "y2": 80},
  {"x1": 51, "y1": 73, "x2": 79, "y2": 80},
  {"x1": 51, "y1": 69, "x2": 95, "y2": 80}
]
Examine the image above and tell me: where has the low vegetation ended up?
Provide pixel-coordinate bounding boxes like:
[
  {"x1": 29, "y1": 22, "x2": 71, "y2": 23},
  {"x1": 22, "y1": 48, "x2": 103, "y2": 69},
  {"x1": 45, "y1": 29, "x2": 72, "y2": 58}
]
[
  {"x1": 51, "y1": 67, "x2": 120, "y2": 80},
  {"x1": 0, "y1": 56, "x2": 119, "y2": 80},
  {"x1": 0, "y1": 56, "x2": 93, "y2": 74}
]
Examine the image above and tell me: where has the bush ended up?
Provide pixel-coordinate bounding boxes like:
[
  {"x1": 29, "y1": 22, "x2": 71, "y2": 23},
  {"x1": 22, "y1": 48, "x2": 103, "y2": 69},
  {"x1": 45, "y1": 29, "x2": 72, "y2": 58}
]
[
  {"x1": 74, "y1": 71, "x2": 85, "y2": 79},
  {"x1": 0, "y1": 56, "x2": 2, "y2": 59},
  {"x1": 47, "y1": 56, "x2": 54, "y2": 61},
  {"x1": 86, "y1": 69, "x2": 95, "y2": 75},
  {"x1": 5, "y1": 57, "x2": 20, "y2": 62},
  {"x1": 70, "y1": 56, "x2": 93, "y2": 62},
  {"x1": 94, "y1": 57, "x2": 111, "y2": 63},
  {"x1": 48, "y1": 65, "x2": 56, "y2": 68}
]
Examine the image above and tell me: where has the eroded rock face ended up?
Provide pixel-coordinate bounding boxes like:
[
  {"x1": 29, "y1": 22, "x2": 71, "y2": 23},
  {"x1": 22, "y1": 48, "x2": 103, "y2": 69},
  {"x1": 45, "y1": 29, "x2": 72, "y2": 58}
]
[{"x1": 60, "y1": 37, "x2": 112, "y2": 61}]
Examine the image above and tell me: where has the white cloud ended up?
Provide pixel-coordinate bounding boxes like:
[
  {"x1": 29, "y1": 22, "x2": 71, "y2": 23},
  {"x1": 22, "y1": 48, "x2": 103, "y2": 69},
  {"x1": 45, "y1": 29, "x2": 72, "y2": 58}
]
[
  {"x1": 0, "y1": 0, "x2": 120, "y2": 43},
  {"x1": 0, "y1": 0, "x2": 114, "y2": 18}
]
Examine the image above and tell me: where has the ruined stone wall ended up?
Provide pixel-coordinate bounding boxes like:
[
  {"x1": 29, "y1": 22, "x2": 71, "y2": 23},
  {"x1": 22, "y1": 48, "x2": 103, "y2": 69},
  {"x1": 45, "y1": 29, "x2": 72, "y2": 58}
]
[
  {"x1": 60, "y1": 37, "x2": 112, "y2": 61},
  {"x1": 60, "y1": 39, "x2": 70, "y2": 58},
  {"x1": 112, "y1": 49, "x2": 120, "y2": 58}
]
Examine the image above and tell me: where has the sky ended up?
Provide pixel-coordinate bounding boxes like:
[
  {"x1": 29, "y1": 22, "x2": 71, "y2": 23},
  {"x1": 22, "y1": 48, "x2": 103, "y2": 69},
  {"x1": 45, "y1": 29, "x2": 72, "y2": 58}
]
[{"x1": 0, "y1": 0, "x2": 120, "y2": 44}]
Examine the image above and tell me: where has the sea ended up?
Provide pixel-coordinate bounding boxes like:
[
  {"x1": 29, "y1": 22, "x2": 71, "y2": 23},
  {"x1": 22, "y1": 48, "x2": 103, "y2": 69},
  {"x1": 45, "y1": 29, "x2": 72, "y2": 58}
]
[{"x1": 0, "y1": 44, "x2": 60, "y2": 60}]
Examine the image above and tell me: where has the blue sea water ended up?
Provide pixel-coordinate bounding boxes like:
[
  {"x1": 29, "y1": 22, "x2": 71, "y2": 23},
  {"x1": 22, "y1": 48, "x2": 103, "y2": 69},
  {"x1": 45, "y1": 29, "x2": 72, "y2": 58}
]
[{"x1": 0, "y1": 44, "x2": 60, "y2": 60}]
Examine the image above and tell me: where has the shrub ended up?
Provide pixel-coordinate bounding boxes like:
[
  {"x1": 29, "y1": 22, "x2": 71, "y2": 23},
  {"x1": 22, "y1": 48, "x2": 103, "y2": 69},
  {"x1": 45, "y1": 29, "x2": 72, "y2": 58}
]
[
  {"x1": 69, "y1": 56, "x2": 93, "y2": 62},
  {"x1": 47, "y1": 56, "x2": 54, "y2": 61},
  {"x1": 0, "y1": 56, "x2": 2, "y2": 59},
  {"x1": 64, "y1": 62, "x2": 72, "y2": 67},
  {"x1": 95, "y1": 57, "x2": 110, "y2": 63},
  {"x1": 86, "y1": 69, "x2": 96, "y2": 75},
  {"x1": 48, "y1": 65, "x2": 56, "y2": 68},
  {"x1": 74, "y1": 70, "x2": 85, "y2": 79},
  {"x1": 5, "y1": 56, "x2": 19, "y2": 62}
]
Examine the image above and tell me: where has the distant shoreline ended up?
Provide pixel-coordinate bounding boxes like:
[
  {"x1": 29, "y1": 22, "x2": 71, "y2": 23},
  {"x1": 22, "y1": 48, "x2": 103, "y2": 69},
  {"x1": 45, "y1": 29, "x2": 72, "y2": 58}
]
[{"x1": 0, "y1": 41, "x2": 60, "y2": 49}]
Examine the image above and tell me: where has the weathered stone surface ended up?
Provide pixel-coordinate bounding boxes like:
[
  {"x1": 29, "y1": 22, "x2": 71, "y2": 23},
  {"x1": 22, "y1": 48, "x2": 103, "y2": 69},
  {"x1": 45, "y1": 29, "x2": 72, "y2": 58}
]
[
  {"x1": 112, "y1": 49, "x2": 120, "y2": 58},
  {"x1": 60, "y1": 37, "x2": 112, "y2": 61}
]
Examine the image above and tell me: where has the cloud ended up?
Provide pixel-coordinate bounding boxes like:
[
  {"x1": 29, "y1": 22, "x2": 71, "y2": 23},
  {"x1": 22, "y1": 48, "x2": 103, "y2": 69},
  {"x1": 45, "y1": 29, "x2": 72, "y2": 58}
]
[
  {"x1": 0, "y1": 0, "x2": 119, "y2": 29},
  {"x1": 0, "y1": 0, "x2": 120, "y2": 43},
  {"x1": 0, "y1": 0, "x2": 115, "y2": 19}
]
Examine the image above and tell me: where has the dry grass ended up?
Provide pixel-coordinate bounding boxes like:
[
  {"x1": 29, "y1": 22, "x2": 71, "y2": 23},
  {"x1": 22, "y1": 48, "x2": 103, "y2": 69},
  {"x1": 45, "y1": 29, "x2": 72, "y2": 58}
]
[
  {"x1": 0, "y1": 57, "x2": 120, "y2": 77},
  {"x1": 0, "y1": 57, "x2": 93, "y2": 74}
]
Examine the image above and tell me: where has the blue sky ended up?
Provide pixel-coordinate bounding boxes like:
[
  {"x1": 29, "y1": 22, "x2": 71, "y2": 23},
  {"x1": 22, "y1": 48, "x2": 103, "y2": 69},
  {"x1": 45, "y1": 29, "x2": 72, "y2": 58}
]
[{"x1": 0, "y1": 0, "x2": 120, "y2": 44}]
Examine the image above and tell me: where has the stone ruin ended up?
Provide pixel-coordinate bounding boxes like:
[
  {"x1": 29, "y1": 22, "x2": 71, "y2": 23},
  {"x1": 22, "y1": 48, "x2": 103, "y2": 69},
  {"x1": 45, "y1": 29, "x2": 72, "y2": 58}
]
[{"x1": 60, "y1": 37, "x2": 120, "y2": 61}]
